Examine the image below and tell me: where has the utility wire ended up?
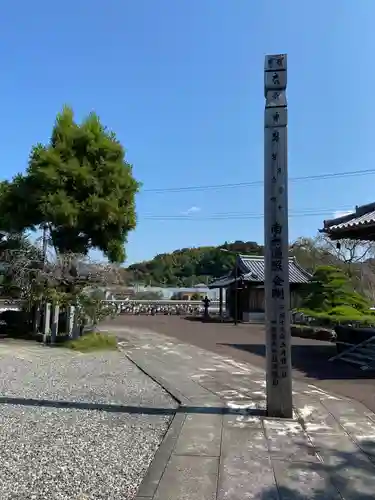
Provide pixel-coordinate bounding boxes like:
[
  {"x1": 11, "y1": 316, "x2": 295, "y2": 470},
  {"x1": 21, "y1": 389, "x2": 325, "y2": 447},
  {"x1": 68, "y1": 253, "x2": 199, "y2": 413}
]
[
  {"x1": 142, "y1": 168, "x2": 375, "y2": 193},
  {"x1": 142, "y1": 206, "x2": 353, "y2": 218},
  {"x1": 140, "y1": 206, "x2": 354, "y2": 221}
]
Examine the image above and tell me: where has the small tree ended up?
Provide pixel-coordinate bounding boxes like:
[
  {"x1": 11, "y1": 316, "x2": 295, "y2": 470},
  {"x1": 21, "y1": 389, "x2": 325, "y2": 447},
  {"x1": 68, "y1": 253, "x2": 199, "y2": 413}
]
[
  {"x1": 2, "y1": 246, "x2": 123, "y2": 329},
  {"x1": 0, "y1": 233, "x2": 44, "y2": 300},
  {"x1": 302, "y1": 265, "x2": 370, "y2": 313},
  {"x1": 289, "y1": 236, "x2": 336, "y2": 273},
  {"x1": 0, "y1": 106, "x2": 140, "y2": 263},
  {"x1": 317, "y1": 235, "x2": 375, "y2": 278}
]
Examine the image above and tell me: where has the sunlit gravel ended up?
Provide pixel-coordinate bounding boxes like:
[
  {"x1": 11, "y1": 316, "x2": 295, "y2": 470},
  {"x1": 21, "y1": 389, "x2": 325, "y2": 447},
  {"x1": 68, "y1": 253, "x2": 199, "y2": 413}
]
[{"x1": 0, "y1": 341, "x2": 177, "y2": 499}]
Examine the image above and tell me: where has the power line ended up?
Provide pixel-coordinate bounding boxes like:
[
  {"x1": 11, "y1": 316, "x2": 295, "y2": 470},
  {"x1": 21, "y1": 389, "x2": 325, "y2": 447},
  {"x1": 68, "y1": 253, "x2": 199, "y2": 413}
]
[
  {"x1": 142, "y1": 206, "x2": 353, "y2": 218},
  {"x1": 142, "y1": 168, "x2": 375, "y2": 194},
  {"x1": 141, "y1": 206, "x2": 353, "y2": 221}
]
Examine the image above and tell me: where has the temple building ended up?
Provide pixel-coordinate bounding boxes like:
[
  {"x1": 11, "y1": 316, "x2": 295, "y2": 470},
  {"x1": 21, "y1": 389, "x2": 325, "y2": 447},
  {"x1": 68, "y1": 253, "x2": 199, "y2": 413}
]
[
  {"x1": 208, "y1": 254, "x2": 311, "y2": 322},
  {"x1": 321, "y1": 202, "x2": 375, "y2": 241}
]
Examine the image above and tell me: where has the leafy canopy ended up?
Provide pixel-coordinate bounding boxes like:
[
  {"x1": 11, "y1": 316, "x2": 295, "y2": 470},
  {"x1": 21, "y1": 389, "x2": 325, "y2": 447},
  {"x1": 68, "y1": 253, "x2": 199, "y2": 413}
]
[
  {"x1": 126, "y1": 241, "x2": 264, "y2": 287},
  {"x1": 0, "y1": 107, "x2": 140, "y2": 263},
  {"x1": 301, "y1": 265, "x2": 370, "y2": 312}
]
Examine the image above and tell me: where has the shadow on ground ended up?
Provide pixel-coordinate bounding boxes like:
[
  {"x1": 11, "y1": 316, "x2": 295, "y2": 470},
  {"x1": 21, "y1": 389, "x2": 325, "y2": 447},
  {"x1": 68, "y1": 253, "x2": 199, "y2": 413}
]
[
  {"x1": 220, "y1": 342, "x2": 375, "y2": 380},
  {"x1": 256, "y1": 438, "x2": 375, "y2": 500},
  {"x1": 183, "y1": 316, "x2": 238, "y2": 324},
  {"x1": 183, "y1": 316, "x2": 266, "y2": 325},
  {"x1": 0, "y1": 396, "x2": 266, "y2": 416}
]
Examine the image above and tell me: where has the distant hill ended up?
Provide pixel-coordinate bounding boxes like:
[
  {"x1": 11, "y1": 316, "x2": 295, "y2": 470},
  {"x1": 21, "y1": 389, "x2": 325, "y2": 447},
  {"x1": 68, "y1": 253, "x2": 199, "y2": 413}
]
[
  {"x1": 125, "y1": 241, "x2": 263, "y2": 287},
  {"x1": 123, "y1": 239, "x2": 339, "y2": 287}
]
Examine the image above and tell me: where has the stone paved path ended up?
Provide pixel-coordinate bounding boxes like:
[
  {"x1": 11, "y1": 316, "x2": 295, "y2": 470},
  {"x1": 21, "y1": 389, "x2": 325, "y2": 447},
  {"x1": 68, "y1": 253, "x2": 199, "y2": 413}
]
[
  {"x1": 103, "y1": 325, "x2": 375, "y2": 500},
  {"x1": 106, "y1": 315, "x2": 375, "y2": 413}
]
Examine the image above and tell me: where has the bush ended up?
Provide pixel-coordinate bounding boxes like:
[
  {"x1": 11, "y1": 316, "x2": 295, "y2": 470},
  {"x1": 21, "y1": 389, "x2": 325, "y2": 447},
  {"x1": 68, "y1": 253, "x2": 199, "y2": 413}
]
[
  {"x1": 326, "y1": 306, "x2": 364, "y2": 318},
  {"x1": 64, "y1": 331, "x2": 118, "y2": 352},
  {"x1": 297, "y1": 307, "x2": 375, "y2": 328}
]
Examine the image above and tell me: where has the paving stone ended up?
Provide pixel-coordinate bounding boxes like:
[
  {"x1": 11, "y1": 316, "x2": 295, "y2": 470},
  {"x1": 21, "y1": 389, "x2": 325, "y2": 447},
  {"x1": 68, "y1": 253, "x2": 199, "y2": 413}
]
[
  {"x1": 114, "y1": 326, "x2": 375, "y2": 499},
  {"x1": 294, "y1": 397, "x2": 345, "y2": 435},
  {"x1": 218, "y1": 456, "x2": 277, "y2": 500},
  {"x1": 264, "y1": 419, "x2": 319, "y2": 462},
  {"x1": 173, "y1": 414, "x2": 222, "y2": 457},
  {"x1": 194, "y1": 378, "x2": 244, "y2": 399},
  {"x1": 272, "y1": 460, "x2": 342, "y2": 499},
  {"x1": 321, "y1": 399, "x2": 375, "y2": 461},
  {"x1": 223, "y1": 414, "x2": 263, "y2": 430},
  {"x1": 173, "y1": 379, "x2": 222, "y2": 401},
  {"x1": 153, "y1": 455, "x2": 218, "y2": 500},
  {"x1": 306, "y1": 428, "x2": 375, "y2": 500},
  {"x1": 338, "y1": 415, "x2": 375, "y2": 459},
  {"x1": 186, "y1": 397, "x2": 225, "y2": 409},
  {"x1": 327, "y1": 453, "x2": 375, "y2": 499},
  {"x1": 322, "y1": 398, "x2": 375, "y2": 421},
  {"x1": 300, "y1": 384, "x2": 342, "y2": 402},
  {"x1": 201, "y1": 377, "x2": 267, "y2": 406},
  {"x1": 221, "y1": 425, "x2": 269, "y2": 460}
]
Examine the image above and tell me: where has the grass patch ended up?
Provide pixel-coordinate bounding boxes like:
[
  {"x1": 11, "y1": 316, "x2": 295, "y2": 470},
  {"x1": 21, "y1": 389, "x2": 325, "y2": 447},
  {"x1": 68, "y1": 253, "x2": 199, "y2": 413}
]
[{"x1": 64, "y1": 331, "x2": 118, "y2": 352}]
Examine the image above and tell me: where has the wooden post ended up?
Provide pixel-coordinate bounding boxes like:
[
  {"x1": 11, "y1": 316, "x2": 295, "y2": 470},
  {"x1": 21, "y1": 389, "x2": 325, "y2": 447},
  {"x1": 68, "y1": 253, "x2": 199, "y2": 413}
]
[
  {"x1": 42, "y1": 302, "x2": 51, "y2": 344},
  {"x1": 33, "y1": 304, "x2": 41, "y2": 335},
  {"x1": 219, "y1": 288, "x2": 223, "y2": 319},
  {"x1": 66, "y1": 305, "x2": 75, "y2": 338},
  {"x1": 51, "y1": 304, "x2": 60, "y2": 344},
  {"x1": 264, "y1": 54, "x2": 293, "y2": 418},
  {"x1": 234, "y1": 259, "x2": 238, "y2": 325},
  {"x1": 72, "y1": 306, "x2": 80, "y2": 339}
]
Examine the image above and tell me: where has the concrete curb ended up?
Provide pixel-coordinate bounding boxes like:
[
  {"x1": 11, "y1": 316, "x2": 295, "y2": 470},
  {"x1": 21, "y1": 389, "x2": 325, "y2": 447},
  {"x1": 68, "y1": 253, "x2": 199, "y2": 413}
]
[
  {"x1": 122, "y1": 348, "x2": 191, "y2": 406},
  {"x1": 135, "y1": 412, "x2": 186, "y2": 499},
  {"x1": 122, "y1": 347, "x2": 188, "y2": 500}
]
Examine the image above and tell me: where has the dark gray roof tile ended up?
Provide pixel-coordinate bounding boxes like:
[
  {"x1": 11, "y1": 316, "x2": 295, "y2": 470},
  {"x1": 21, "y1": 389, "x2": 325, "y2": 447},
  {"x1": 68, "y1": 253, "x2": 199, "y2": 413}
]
[
  {"x1": 322, "y1": 202, "x2": 375, "y2": 235},
  {"x1": 209, "y1": 255, "x2": 311, "y2": 288}
]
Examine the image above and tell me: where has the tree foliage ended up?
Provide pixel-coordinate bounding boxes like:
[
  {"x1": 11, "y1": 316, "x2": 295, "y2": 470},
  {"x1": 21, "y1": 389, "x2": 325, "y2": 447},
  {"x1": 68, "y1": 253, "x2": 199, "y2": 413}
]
[
  {"x1": 1, "y1": 240, "x2": 123, "y2": 307},
  {"x1": 125, "y1": 237, "x2": 344, "y2": 287},
  {"x1": 126, "y1": 241, "x2": 264, "y2": 287},
  {"x1": 124, "y1": 235, "x2": 375, "y2": 297},
  {"x1": 301, "y1": 265, "x2": 370, "y2": 313},
  {"x1": 0, "y1": 107, "x2": 140, "y2": 263}
]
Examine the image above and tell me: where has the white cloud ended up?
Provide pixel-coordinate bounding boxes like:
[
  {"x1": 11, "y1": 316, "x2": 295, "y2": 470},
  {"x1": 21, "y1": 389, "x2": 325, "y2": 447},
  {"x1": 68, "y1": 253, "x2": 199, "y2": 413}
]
[
  {"x1": 182, "y1": 206, "x2": 201, "y2": 215},
  {"x1": 333, "y1": 210, "x2": 351, "y2": 219}
]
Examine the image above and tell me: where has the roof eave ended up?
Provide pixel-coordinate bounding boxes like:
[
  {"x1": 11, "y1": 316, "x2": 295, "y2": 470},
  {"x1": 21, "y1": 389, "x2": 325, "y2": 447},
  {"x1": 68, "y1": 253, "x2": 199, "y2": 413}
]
[{"x1": 322, "y1": 223, "x2": 375, "y2": 241}]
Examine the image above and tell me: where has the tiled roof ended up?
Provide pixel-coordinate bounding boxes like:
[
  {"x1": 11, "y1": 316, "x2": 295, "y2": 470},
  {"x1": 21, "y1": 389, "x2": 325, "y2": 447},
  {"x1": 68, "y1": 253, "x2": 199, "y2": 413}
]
[
  {"x1": 208, "y1": 274, "x2": 236, "y2": 288},
  {"x1": 208, "y1": 255, "x2": 311, "y2": 288},
  {"x1": 323, "y1": 202, "x2": 375, "y2": 233}
]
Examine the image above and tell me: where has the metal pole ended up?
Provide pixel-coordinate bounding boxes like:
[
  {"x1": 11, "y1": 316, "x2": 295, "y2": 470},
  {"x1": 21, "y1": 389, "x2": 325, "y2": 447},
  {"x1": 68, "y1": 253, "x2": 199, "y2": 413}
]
[
  {"x1": 219, "y1": 288, "x2": 223, "y2": 319},
  {"x1": 234, "y1": 259, "x2": 238, "y2": 325},
  {"x1": 264, "y1": 54, "x2": 293, "y2": 418}
]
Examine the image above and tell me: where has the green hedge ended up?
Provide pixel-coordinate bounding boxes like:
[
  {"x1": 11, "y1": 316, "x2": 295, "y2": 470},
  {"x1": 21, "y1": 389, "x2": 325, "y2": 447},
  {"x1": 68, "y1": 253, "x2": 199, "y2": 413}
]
[{"x1": 298, "y1": 308, "x2": 375, "y2": 328}]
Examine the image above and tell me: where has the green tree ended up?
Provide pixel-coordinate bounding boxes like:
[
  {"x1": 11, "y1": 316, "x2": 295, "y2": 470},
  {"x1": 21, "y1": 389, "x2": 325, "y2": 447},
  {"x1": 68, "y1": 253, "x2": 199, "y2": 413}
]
[
  {"x1": 302, "y1": 265, "x2": 370, "y2": 312},
  {"x1": 0, "y1": 107, "x2": 140, "y2": 263},
  {"x1": 127, "y1": 242, "x2": 262, "y2": 286}
]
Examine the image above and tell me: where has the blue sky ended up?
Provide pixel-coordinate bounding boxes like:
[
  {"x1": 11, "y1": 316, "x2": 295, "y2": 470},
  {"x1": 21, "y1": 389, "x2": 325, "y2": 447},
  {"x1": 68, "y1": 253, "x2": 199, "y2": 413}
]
[{"x1": 1, "y1": 1, "x2": 374, "y2": 264}]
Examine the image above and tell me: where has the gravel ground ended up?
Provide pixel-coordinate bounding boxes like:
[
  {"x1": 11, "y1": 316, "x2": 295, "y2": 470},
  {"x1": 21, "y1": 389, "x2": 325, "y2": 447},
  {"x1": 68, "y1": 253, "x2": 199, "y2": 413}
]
[{"x1": 0, "y1": 341, "x2": 177, "y2": 500}]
